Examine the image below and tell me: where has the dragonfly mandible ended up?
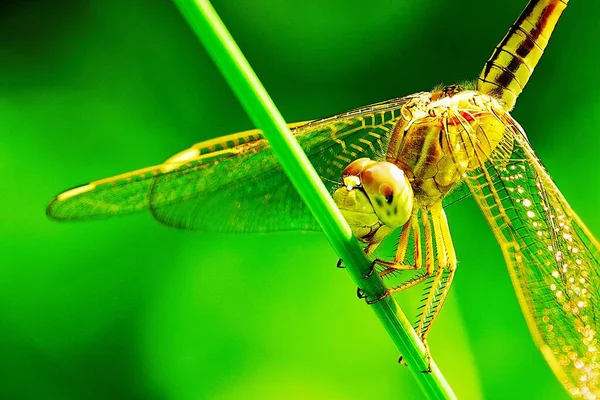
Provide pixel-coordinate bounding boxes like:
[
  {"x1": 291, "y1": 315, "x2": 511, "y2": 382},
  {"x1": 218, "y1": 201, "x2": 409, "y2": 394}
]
[{"x1": 47, "y1": 0, "x2": 600, "y2": 398}]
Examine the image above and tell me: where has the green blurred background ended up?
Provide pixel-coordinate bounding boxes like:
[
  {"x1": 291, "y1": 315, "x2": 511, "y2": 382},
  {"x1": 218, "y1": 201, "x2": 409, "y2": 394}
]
[{"x1": 1, "y1": 0, "x2": 599, "y2": 399}]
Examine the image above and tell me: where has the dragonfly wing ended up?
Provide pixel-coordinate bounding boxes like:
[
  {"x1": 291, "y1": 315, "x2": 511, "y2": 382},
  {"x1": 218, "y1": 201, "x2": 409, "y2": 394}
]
[
  {"x1": 46, "y1": 130, "x2": 270, "y2": 221},
  {"x1": 48, "y1": 95, "x2": 419, "y2": 232},
  {"x1": 465, "y1": 116, "x2": 600, "y2": 397},
  {"x1": 48, "y1": 165, "x2": 166, "y2": 220},
  {"x1": 147, "y1": 130, "x2": 314, "y2": 232},
  {"x1": 149, "y1": 96, "x2": 417, "y2": 232},
  {"x1": 442, "y1": 181, "x2": 471, "y2": 208}
]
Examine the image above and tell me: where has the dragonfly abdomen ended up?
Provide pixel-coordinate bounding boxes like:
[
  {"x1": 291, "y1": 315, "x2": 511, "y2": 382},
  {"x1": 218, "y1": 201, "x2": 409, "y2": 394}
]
[{"x1": 477, "y1": 0, "x2": 569, "y2": 110}]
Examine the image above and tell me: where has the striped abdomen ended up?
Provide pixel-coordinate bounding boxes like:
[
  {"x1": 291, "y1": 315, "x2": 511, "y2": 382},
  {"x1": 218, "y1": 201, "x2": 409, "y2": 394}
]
[{"x1": 477, "y1": 0, "x2": 569, "y2": 110}]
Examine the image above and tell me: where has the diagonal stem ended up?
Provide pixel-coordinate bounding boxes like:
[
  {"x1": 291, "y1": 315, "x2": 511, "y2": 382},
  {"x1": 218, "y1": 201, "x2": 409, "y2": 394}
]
[{"x1": 172, "y1": 1, "x2": 456, "y2": 398}]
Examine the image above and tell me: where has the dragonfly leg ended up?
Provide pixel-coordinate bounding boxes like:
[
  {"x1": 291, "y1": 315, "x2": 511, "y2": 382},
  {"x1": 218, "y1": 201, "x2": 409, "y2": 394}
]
[
  {"x1": 389, "y1": 208, "x2": 447, "y2": 369},
  {"x1": 372, "y1": 215, "x2": 416, "y2": 272},
  {"x1": 360, "y1": 211, "x2": 431, "y2": 304},
  {"x1": 397, "y1": 355, "x2": 408, "y2": 366},
  {"x1": 414, "y1": 203, "x2": 457, "y2": 341},
  {"x1": 420, "y1": 340, "x2": 432, "y2": 374},
  {"x1": 384, "y1": 209, "x2": 435, "y2": 295},
  {"x1": 361, "y1": 260, "x2": 378, "y2": 279},
  {"x1": 336, "y1": 257, "x2": 376, "y2": 279},
  {"x1": 357, "y1": 287, "x2": 390, "y2": 304},
  {"x1": 360, "y1": 241, "x2": 382, "y2": 278}
]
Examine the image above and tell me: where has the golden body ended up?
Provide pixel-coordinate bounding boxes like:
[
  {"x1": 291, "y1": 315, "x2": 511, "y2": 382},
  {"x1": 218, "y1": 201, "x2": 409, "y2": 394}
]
[
  {"x1": 49, "y1": 0, "x2": 600, "y2": 397},
  {"x1": 386, "y1": 87, "x2": 505, "y2": 207}
]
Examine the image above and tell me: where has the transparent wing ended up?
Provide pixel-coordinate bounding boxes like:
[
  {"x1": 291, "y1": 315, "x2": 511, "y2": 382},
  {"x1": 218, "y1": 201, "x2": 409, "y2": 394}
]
[
  {"x1": 464, "y1": 112, "x2": 600, "y2": 398},
  {"x1": 442, "y1": 181, "x2": 471, "y2": 208},
  {"x1": 48, "y1": 94, "x2": 424, "y2": 232}
]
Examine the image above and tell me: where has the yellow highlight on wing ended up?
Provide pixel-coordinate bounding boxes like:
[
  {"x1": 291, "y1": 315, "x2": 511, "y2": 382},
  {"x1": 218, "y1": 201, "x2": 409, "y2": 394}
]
[{"x1": 56, "y1": 184, "x2": 95, "y2": 201}]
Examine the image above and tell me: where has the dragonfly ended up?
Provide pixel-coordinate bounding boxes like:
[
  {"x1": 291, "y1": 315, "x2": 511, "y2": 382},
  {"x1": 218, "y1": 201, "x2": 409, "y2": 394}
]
[{"x1": 47, "y1": 0, "x2": 600, "y2": 398}]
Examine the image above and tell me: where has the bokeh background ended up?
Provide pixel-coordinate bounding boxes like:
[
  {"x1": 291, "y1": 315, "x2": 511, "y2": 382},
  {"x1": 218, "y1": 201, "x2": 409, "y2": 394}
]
[{"x1": 1, "y1": 0, "x2": 599, "y2": 399}]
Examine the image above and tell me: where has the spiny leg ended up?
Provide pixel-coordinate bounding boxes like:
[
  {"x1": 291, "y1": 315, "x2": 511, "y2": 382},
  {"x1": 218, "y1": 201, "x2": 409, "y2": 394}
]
[
  {"x1": 389, "y1": 209, "x2": 437, "y2": 371},
  {"x1": 338, "y1": 257, "x2": 378, "y2": 281},
  {"x1": 374, "y1": 216, "x2": 414, "y2": 270},
  {"x1": 385, "y1": 207, "x2": 436, "y2": 292},
  {"x1": 360, "y1": 211, "x2": 430, "y2": 304},
  {"x1": 421, "y1": 208, "x2": 437, "y2": 374},
  {"x1": 392, "y1": 205, "x2": 456, "y2": 372},
  {"x1": 415, "y1": 203, "x2": 457, "y2": 341},
  {"x1": 355, "y1": 212, "x2": 418, "y2": 301},
  {"x1": 365, "y1": 204, "x2": 457, "y2": 369}
]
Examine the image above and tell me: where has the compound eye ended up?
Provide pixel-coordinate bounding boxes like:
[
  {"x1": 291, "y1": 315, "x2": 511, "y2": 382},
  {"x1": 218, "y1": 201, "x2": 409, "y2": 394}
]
[{"x1": 360, "y1": 162, "x2": 413, "y2": 229}]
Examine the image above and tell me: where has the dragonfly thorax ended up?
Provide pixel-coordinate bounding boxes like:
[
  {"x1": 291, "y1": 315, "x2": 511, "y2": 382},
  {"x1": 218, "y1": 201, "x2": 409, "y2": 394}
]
[{"x1": 386, "y1": 88, "x2": 510, "y2": 208}]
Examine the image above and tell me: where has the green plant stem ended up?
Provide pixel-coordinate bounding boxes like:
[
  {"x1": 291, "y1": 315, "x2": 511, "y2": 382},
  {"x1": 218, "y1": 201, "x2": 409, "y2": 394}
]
[{"x1": 172, "y1": 1, "x2": 456, "y2": 399}]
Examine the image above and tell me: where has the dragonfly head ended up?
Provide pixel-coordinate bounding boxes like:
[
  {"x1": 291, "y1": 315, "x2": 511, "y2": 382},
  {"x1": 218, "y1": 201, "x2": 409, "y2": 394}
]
[{"x1": 333, "y1": 158, "x2": 413, "y2": 242}]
